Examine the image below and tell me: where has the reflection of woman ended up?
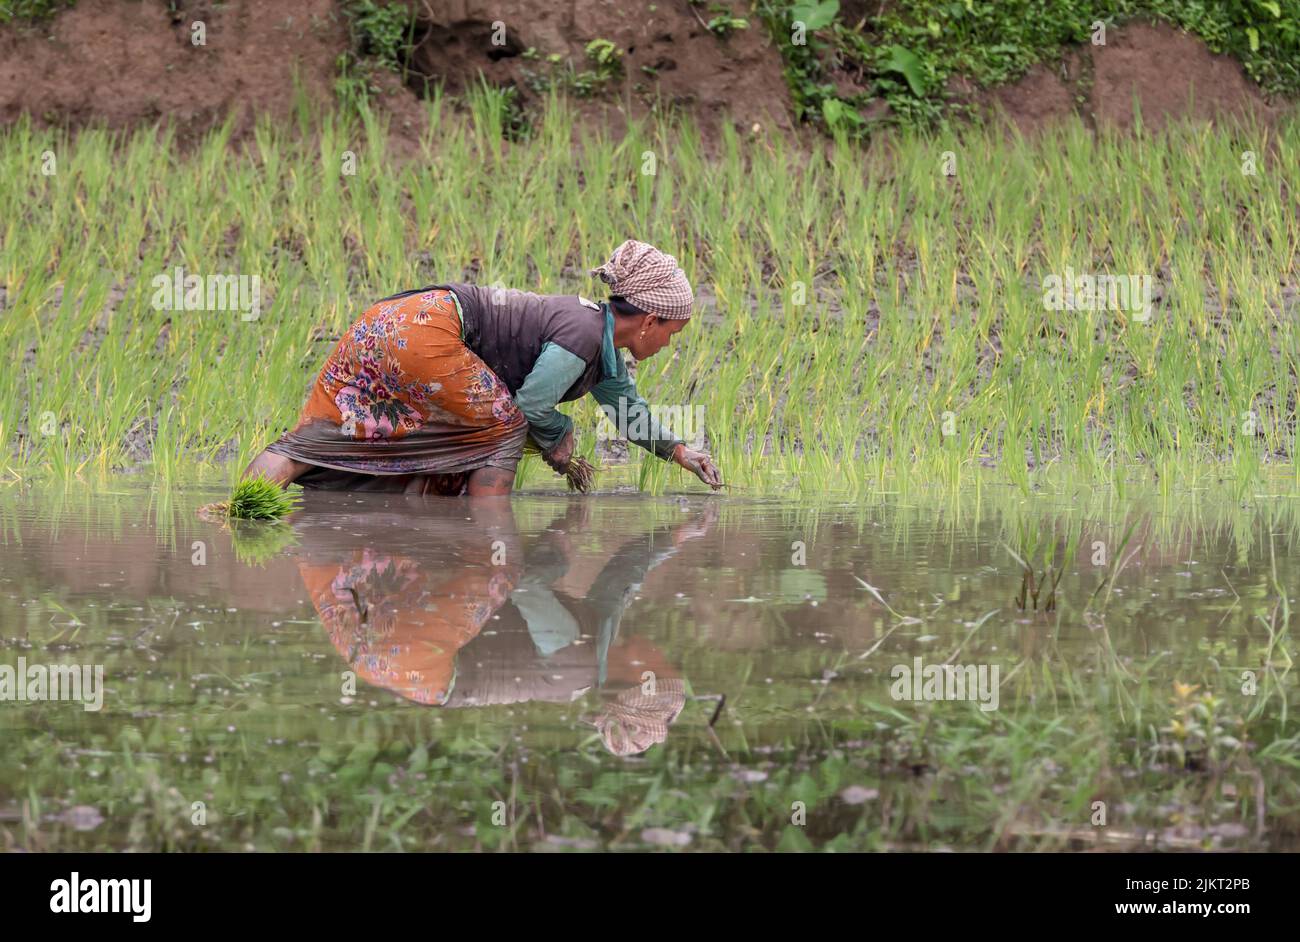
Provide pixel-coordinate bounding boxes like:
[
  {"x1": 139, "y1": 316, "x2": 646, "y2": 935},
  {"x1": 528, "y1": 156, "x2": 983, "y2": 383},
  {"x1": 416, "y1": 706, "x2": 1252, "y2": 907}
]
[
  {"x1": 295, "y1": 500, "x2": 523, "y2": 705},
  {"x1": 441, "y1": 624, "x2": 687, "y2": 758},
  {"x1": 296, "y1": 499, "x2": 713, "y2": 754},
  {"x1": 299, "y1": 547, "x2": 519, "y2": 705},
  {"x1": 451, "y1": 504, "x2": 712, "y2": 754}
]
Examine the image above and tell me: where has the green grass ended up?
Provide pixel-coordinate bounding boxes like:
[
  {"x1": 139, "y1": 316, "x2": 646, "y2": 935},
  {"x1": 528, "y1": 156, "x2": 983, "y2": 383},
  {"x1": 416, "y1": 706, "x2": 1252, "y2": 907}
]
[
  {"x1": 0, "y1": 95, "x2": 1298, "y2": 495},
  {"x1": 0, "y1": 0, "x2": 74, "y2": 24}
]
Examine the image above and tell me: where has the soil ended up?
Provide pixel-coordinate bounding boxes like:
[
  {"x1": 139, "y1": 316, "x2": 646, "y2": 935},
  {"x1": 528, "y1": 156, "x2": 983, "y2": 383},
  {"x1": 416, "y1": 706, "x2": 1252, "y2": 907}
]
[
  {"x1": 0, "y1": 0, "x2": 346, "y2": 142},
  {"x1": 0, "y1": 0, "x2": 793, "y2": 146},
  {"x1": 0, "y1": 4, "x2": 1288, "y2": 147},
  {"x1": 400, "y1": 0, "x2": 794, "y2": 136},
  {"x1": 963, "y1": 20, "x2": 1280, "y2": 133}
]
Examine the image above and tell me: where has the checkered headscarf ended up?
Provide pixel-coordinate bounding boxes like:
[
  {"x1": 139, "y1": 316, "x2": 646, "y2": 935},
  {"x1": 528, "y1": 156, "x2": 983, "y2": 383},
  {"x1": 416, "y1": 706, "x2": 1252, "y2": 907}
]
[
  {"x1": 590, "y1": 240, "x2": 694, "y2": 320},
  {"x1": 593, "y1": 678, "x2": 687, "y2": 756}
]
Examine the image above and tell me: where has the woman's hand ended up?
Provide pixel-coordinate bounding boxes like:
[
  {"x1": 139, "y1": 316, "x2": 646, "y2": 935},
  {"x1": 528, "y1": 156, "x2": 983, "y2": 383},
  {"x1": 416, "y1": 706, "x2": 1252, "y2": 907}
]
[
  {"x1": 540, "y1": 428, "x2": 595, "y2": 491},
  {"x1": 541, "y1": 428, "x2": 575, "y2": 473},
  {"x1": 672, "y1": 444, "x2": 723, "y2": 489}
]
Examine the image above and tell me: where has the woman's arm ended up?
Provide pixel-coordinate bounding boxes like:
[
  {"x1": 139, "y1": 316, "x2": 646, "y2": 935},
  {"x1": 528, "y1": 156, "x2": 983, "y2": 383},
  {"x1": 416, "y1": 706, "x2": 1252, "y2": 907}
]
[
  {"x1": 590, "y1": 357, "x2": 722, "y2": 487},
  {"x1": 514, "y1": 342, "x2": 587, "y2": 461},
  {"x1": 589, "y1": 356, "x2": 682, "y2": 460}
]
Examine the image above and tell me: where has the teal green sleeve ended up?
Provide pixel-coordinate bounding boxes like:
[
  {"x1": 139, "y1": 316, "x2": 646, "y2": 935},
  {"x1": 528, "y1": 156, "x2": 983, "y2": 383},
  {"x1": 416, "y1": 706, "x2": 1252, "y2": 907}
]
[
  {"x1": 515, "y1": 342, "x2": 586, "y2": 452},
  {"x1": 591, "y1": 354, "x2": 683, "y2": 460}
]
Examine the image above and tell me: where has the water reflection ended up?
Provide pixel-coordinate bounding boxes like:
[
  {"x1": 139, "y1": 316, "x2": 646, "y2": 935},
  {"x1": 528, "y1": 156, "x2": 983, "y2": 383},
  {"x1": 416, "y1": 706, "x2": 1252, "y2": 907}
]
[
  {"x1": 291, "y1": 498, "x2": 717, "y2": 755},
  {"x1": 3, "y1": 481, "x2": 1300, "y2": 848}
]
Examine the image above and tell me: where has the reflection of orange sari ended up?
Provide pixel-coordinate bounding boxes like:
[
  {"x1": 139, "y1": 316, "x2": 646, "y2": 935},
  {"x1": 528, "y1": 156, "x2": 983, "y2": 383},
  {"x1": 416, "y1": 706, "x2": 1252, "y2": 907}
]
[{"x1": 299, "y1": 548, "x2": 520, "y2": 705}]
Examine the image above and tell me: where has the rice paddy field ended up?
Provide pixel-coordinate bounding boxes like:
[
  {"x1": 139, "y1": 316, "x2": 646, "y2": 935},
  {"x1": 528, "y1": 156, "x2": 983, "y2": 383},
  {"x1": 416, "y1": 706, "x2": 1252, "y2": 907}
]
[
  {"x1": 3, "y1": 92, "x2": 1299, "y2": 492},
  {"x1": 2, "y1": 93, "x2": 1299, "y2": 852}
]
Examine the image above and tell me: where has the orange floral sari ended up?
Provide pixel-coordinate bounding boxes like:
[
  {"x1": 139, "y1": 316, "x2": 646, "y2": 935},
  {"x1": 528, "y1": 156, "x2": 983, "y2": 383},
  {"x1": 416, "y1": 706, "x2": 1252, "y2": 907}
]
[{"x1": 267, "y1": 288, "x2": 527, "y2": 494}]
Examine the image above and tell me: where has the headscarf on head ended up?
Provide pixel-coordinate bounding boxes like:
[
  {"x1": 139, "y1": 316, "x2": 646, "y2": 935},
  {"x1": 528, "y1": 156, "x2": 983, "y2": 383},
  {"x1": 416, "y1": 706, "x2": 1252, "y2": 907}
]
[{"x1": 590, "y1": 239, "x2": 694, "y2": 320}]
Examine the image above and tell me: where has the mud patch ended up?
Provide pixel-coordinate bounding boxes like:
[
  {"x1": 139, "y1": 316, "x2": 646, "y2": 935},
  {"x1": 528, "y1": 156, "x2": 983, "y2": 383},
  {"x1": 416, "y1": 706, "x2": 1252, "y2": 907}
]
[
  {"x1": 400, "y1": 0, "x2": 794, "y2": 139},
  {"x1": 1086, "y1": 20, "x2": 1278, "y2": 130},
  {"x1": 0, "y1": 0, "x2": 345, "y2": 140},
  {"x1": 958, "y1": 20, "x2": 1280, "y2": 133},
  {"x1": 983, "y1": 62, "x2": 1080, "y2": 134}
]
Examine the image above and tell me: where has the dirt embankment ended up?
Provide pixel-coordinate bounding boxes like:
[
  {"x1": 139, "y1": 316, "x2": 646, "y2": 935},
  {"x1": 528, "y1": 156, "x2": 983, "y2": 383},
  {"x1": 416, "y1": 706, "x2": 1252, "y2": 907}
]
[
  {"x1": 963, "y1": 20, "x2": 1281, "y2": 132},
  {"x1": 0, "y1": 0, "x2": 346, "y2": 136},
  {"x1": 0, "y1": 2, "x2": 1287, "y2": 144},
  {"x1": 399, "y1": 0, "x2": 795, "y2": 133},
  {"x1": 0, "y1": 0, "x2": 792, "y2": 144}
]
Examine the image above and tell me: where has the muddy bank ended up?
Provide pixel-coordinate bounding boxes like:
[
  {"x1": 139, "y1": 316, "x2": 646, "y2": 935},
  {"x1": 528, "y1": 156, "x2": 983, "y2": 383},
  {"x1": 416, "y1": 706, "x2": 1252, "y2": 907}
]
[
  {"x1": 0, "y1": 2, "x2": 1290, "y2": 147},
  {"x1": 0, "y1": 0, "x2": 345, "y2": 140},
  {"x1": 0, "y1": 0, "x2": 792, "y2": 145},
  {"x1": 959, "y1": 20, "x2": 1282, "y2": 132}
]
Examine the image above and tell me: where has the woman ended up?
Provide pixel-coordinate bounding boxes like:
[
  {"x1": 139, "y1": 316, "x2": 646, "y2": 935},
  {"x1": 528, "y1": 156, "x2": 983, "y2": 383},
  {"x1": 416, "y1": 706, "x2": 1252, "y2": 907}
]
[{"x1": 245, "y1": 240, "x2": 722, "y2": 496}]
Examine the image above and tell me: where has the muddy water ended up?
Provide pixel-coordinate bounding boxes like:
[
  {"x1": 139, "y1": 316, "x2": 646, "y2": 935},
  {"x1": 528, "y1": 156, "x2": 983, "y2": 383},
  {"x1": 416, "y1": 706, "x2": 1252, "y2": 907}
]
[{"x1": 0, "y1": 481, "x2": 1297, "y2": 851}]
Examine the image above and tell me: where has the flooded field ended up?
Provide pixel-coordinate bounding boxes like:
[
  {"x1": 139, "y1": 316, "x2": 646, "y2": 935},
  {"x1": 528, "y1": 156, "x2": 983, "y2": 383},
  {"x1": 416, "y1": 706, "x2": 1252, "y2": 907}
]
[{"x1": 1, "y1": 480, "x2": 1297, "y2": 851}]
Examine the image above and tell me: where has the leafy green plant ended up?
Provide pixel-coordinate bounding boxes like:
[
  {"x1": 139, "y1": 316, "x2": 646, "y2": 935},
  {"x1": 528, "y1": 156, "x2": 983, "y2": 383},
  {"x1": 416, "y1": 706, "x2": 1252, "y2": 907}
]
[
  {"x1": 0, "y1": 0, "x2": 74, "y2": 23},
  {"x1": 759, "y1": 0, "x2": 1300, "y2": 134},
  {"x1": 522, "y1": 39, "x2": 625, "y2": 99},
  {"x1": 706, "y1": 14, "x2": 749, "y2": 37},
  {"x1": 878, "y1": 44, "x2": 925, "y2": 96},
  {"x1": 335, "y1": 0, "x2": 417, "y2": 110},
  {"x1": 213, "y1": 476, "x2": 302, "y2": 521},
  {"x1": 583, "y1": 38, "x2": 623, "y2": 80},
  {"x1": 347, "y1": 0, "x2": 415, "y2": 72},
  {"x1": 1156, "y1": 682, "x2": 1247, "y2": 772},
  {"x1": 820, "y1": 97, "x2": 865, "y2": 134},
  {"x1": 789, "y1": 0, "x2": 839, "y2": 31}
]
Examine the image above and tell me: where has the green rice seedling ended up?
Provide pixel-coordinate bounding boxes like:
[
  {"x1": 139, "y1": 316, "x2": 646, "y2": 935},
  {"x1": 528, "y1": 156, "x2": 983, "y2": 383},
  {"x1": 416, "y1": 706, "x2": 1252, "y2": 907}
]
[
  {"x1": 3, "y1": 100, "x2": 1300, "y2": 495},
  {"x1": 207, "y1": 476, "x2": 302, "y2": 520}
]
